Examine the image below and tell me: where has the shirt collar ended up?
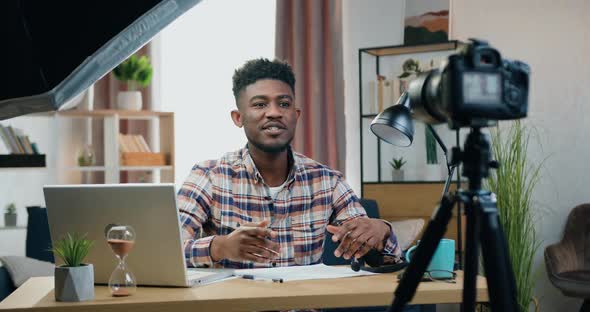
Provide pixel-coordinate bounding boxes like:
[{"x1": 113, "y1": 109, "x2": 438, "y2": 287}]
[{"x1": 241, "y1": 145, "x2": 301, "y2": 186}]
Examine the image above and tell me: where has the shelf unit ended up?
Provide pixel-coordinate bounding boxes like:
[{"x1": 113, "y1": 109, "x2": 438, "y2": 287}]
[
  {"x1": 0, "y1": 154, "x2": 46, "y2": 168},
  {"x1": 54, "y1": 109, "x2": 175, "y2": 184},
  {"x1": 358, "y1": 42, "x2": 466, "y2": 251},
  {"x1": 0, "y1": 226, "x2": 27, "y2": 231},
  {"x1": 358, "y1": 41, "x2": 459, "y2": 186}
]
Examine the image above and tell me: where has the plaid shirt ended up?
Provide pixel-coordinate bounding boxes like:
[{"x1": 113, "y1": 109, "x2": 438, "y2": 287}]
[{"x1": 177, "y1": 146, "x2": 400, "y2": 269}]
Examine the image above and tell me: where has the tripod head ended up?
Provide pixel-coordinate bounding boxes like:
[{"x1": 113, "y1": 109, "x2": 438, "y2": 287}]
[{"x1": 451, "y1": 127, "x2": 498, "y2": 192}]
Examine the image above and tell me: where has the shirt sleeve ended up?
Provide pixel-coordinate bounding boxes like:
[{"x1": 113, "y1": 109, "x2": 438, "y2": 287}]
[
  {"x1": 177, "y1": 164, "x2": 216, "y2": 268},
  {"x1": 381, "y1": 220, "x2": 401, "y2": 256},
  {"x1": 330, "y1": 177, "x2": 401, "y2": 256},
  {"x1": 330, "y1": 177, "x2": 367, "y2": 225}
]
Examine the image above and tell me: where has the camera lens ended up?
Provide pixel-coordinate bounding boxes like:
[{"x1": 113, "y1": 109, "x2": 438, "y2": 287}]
[{"x1": 407, "y1": 69, "x2": 448, "y2": 125}]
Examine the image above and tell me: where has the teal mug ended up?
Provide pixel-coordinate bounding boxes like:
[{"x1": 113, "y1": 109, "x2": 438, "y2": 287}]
[{"x1": 405, "y1": 239, "x2": 455, "y2": 279}]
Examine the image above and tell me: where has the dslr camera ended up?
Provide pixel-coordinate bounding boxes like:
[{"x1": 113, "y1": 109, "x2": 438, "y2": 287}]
[{"x1": 407, "y1": 39, "x2": 530, "y2": 129}]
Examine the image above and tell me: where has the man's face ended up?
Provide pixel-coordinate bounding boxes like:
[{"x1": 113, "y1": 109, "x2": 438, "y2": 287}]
[{"x1": 231, "y1": 79, "x2": 300, "y2": 154}]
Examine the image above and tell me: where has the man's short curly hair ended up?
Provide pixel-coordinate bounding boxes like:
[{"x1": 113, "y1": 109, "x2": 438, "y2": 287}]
[{"x1": 232, "y1": 58, "x2": 296, "y2": 102}]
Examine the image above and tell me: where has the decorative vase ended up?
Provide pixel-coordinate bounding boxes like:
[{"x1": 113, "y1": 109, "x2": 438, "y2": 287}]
[
  {"x1": 54, "y1": 264, "x2": 95, "y2": 302},
  {"x1": 117, "y1": 91, "x2": 142, "y2": 111},
  {"x1": 392, "y1": 169, "x2": 405, "y2": 181},
  {"x1": 77, "y1": 145, "x2": 96, "y2": 167},
  {"x1": 4, "y1": 213, "x2": 16, "y2": 227}
]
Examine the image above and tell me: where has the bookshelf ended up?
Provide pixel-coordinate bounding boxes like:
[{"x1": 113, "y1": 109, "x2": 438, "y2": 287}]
[
  {"x1": 0, "y1": 109, "x2": 175, "y2": 183},
  {"x1": 52, "y1": 109, "x2": 175, "y2": 184},
  {"x1": 0, "y1": 122, "x2": 45, "y2": 168},
  {"x1": 0, "y1": 154, "x2": 46, "y2": 168}
]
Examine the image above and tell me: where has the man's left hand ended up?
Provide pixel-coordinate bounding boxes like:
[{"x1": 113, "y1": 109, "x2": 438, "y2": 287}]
[{"x1": 326, "y1": 218, "x2": 390, "y2": 260}]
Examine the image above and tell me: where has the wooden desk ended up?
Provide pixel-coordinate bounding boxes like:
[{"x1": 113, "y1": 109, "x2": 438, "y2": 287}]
[{"x1": 0, "y1": 271, "x2": 488, "y2": 312}]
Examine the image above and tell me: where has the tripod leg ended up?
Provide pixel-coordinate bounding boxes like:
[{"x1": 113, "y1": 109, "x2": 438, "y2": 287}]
[
  {"x1": 478, "y1": 195, "x2": 518, "y2": 312},
  {"x1": 461, "y1": 194, "x2": 480, "y2": 312},
  {"x1": 389, "y1": 195, "x2": 456, "y2": 312}
]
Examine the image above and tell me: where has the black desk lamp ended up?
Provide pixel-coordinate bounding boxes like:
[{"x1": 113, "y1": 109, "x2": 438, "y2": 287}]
[{"x1": 369, "y1": 91, "x2": 462, "y2": 267}]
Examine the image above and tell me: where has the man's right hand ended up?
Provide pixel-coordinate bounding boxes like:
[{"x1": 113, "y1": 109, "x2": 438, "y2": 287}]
[{"x1": 210, "y1": 220, "x2": 280, "y2": 263}]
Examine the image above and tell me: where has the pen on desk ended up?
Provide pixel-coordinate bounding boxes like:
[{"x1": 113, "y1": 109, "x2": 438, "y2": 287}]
[{"x1": 241, "y1": 275, "x2": 283, "y2": 283}]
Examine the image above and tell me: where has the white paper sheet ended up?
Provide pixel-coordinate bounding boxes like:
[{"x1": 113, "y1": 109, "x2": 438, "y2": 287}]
[{"x1": 233, "y1": 264, "x2": 376, "y2": 282}]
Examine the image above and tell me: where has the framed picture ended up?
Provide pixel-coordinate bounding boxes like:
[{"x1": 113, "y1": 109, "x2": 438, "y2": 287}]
[{"x1": 404, "y1": 0, "x2": 450, "y2": 45}]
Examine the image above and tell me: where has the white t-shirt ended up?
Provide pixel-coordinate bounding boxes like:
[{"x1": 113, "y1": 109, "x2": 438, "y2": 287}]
[{"x1": 268, "y1": 181, "x2": 287, "y2": 200}]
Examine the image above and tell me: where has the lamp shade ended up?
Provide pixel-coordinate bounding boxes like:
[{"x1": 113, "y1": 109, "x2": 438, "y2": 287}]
[{"x1": 370, "y1": 104, "x2": 414, "y2": 147}]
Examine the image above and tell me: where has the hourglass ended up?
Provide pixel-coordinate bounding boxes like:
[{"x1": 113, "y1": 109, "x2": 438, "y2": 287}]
[{"x1": 106, "y1": 225, "x2": 137, "y2": 296}]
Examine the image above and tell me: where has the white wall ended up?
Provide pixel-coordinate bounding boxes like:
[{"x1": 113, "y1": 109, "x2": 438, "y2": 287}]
[
  {"x1": 157, "y1": 0, "x2": 276, "y2": 187},
  {"x1": 343, "y1": 0, "x2": 589, "y2": 311},
  {"x1": 0, "y1": 116, "x2": 59, "y2": 256},
  {"x1": 343, "y1": 0, "x2": 406, "y2": 194},
  {"x1": 0, "y1": 88, "x2": 100, "y2": 256},
  {"x1": 452, "y1": 1, "x2": 589, "y2": 310}
]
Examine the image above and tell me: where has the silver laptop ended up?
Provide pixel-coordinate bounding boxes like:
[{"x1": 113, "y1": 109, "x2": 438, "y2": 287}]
[{"x1": 43, "y1": 183, "x2": 233, "y2": 287}]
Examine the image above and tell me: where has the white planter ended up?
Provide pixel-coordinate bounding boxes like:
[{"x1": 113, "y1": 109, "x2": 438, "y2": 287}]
[
  {"x1": 4, "y1": 213, "x2": 16, "y2": 227},
  {"x1": 392, "y1": 169, "x2": 405, "y2": 182},
  {"x1": 54, "y1": 264, "x2": 95, "y2": 302},
  {"x1": 117, "y1": 91, "x2": 142, "y2": 111}
]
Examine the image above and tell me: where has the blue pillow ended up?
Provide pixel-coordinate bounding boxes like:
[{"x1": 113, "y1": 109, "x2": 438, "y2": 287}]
[{"x1": 0, "y1": 266, "x2": 15, "y2": 301}]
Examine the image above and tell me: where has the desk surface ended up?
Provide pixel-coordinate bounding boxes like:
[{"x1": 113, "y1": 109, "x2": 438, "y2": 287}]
[{"x1": 0, "y1": 271, "x2": 488, "y2": 312}]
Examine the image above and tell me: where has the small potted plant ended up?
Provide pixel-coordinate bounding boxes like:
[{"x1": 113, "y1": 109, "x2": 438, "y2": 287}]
[
  {"x1": 389, "y1": 156, "x2": 407, "y2": 181},
  {"x1": 4, "y1": 203, "x2": 17, "y2": 227},
  {"x1": 52, "y1": 233, "x2": 95, "y2": 302},
  {"x1": 112, "y1": 54, "x2": 153, "y2": 111},
  {"x1": 398, "y1": 58, "x2": 422, "y2": 93}
]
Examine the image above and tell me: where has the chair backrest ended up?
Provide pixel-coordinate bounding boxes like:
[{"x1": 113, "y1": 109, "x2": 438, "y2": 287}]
[
  {"x1": 322, "y1": 199, "x2": 381, "y2": 265},
  {"x1": 25, "y1": 206, "x2": 54, "y2": 263},
  {"x1": 561, "y1": 203, "x2": 590, "y2": 269}
]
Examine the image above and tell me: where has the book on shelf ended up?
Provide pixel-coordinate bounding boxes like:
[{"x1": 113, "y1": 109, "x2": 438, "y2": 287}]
[
  {"x1": 0, "y1": 126, "x2": 14, "y2": 153},
  {"x1": 136, "y1": 135, "x2": 151, "y2": 153},
  {"x1": 0, "y1": 124, "x2": 38, "y2": 155},
  {"x1": 118, "y1": 134, "x2": 130, "y2": 153},
  {"x1": 118, "y1": 134, "x2": 152, "y2": 153}
]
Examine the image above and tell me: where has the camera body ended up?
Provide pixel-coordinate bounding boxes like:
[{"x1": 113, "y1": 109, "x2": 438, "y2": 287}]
[{"x1": 408, "y1": 39, "x2": 530, "y2": 129}]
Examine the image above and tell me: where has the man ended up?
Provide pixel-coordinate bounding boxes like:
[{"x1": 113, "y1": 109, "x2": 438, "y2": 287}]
[{"x1": 177, "y1": 58, "x2": 400, "y2": 269}]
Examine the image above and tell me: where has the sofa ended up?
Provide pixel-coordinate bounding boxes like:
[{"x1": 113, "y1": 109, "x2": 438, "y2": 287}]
[{"x1": 0, "y1": 206, "x2": 54, "y2": 301}]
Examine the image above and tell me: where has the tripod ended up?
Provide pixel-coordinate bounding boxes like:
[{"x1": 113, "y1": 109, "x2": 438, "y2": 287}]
[{"x1": 389, "y1": 127, "x2": 518, "y2": 312}]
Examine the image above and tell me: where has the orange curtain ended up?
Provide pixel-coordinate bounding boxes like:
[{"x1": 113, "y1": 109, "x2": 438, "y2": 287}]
[{"x1": 275, "y1": 0, "x2": 346, "y2": 173}]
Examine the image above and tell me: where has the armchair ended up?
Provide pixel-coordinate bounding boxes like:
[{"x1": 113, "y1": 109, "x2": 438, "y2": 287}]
[{"x1": 544, "y1": 203, "x2": 590, "y2": 312}]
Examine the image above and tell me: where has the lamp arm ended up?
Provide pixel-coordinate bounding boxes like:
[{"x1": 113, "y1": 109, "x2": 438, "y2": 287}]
[
  {"x1": 426, "y1": 124, "x2": 456, "y2": 196},
  {"x1": 442, "y1": 164, "x2": 456, "y2": 196},
  {"x1": 426, "y1": 124, "x2": 452, "y2": 170},
  {"x1": 426, "y1": 124, "x2": 448, "y2": 156}
]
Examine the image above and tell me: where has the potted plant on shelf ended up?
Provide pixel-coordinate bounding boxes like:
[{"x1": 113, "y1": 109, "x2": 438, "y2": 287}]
[
  {"x1": 112, "y1": 54, "x2": 153, "y2": 111},
  {"x1": 398, "y1": 58, "x2": 422, "y2": 93},
  {"x1": 52, "y1": 233, "x2": 95, "y2": 302},
  {"x1": 485, "y1": 121, "x2": 543, "y2": 312},
  {"x1": 4, "y1": 203, "x2": 17, "y2": 227},
  {"x1": 389, "y1": 156, "x2": 407, "y2": 181},
  {"x1": 424, "y1": 126, "x2": 441, "y2": 180}
]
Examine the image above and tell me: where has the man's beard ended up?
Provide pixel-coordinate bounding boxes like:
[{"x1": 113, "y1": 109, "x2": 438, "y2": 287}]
[{"x1": 248, "y1": 137, "x2": 293, "y2": 154}]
